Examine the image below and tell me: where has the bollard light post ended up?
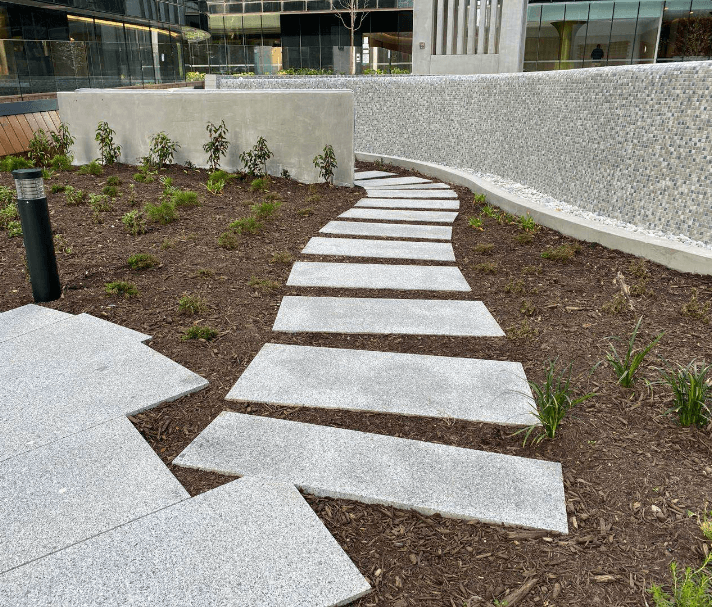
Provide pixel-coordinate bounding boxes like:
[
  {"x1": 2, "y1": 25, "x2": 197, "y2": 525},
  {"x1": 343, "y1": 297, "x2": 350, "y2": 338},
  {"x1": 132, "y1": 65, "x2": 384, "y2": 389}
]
[{"x1": 12, "y1": 168, "x2": 61, "y2": 303}]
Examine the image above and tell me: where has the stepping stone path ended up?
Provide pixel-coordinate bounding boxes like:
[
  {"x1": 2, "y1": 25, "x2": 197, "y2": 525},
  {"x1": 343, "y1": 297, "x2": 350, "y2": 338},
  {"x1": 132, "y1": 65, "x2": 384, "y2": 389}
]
[
  {"x1": 0, "y1": 307, "x2": 368, "y2": 605},
  {"x1": 179, "y1": 169, "x2": 569, "y2": 539}
]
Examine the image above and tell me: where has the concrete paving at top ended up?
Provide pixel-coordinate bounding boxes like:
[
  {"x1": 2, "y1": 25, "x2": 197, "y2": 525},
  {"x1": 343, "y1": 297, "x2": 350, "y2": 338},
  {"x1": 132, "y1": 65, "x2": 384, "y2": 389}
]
[
  {"x1": 0, "y1": 417, "x2": 188, "y2": 574},
  {"x1": 0, "y1": 313, "x2": 208, "y2": 462},
  {"x1": 0, "y1": 304, "x2": 72, "y2": 343},
  {"x1": 320, "y1": 220, "x2": 452, "y2": 240},
  {"x1": 226, "y1": 343, "x2": 534, "y2": 426},
  {"x1": 364, "y1": 182, "x2": 451, "y2": 190},
  {"x1": 301, "y1": 236, "x2": 456, "y2": 261},
  {"x1": 339, "y1": 208, "x2": 458, "y2": 223},
  {"x1": 286, "y1": 262, "x2": 471, "y2": 291},
  {"x1": 272, "y1": 296, "x2": 503, "y2": 336},
  {"x1": 353, "y1": 170, "x2": 396, "y2": 179},
  {"x1": 0, "y1": 476, "x2": 371, "y2": 606},
  {"x1": 354, "y1": 176, "x2": 431, "y2": 187},
  {"x1": 364, "y1": 189, "x2": 458, "y2": 198},
  {"x1": 355, "y1": 197, "x2": 460, "y2": 210},
  {"x1": 174, "y1": 413, "x2": 569, "y2": 534}
]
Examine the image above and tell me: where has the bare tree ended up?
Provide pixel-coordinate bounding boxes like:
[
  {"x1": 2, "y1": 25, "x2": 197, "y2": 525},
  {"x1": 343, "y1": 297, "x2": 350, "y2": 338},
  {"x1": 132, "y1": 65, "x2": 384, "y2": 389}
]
[{"x1": 334, "y1": 0, "x2": 369, "y2": 75}]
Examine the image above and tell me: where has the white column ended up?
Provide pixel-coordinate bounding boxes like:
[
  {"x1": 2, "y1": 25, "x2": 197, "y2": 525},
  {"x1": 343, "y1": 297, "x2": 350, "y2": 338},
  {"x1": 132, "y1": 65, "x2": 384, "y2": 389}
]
[
  {"x1": 488, "y1": 0, "x2": 499, "y2": 53},
  {"x1": 466, "y1": 0, "x2": 477, "y2": 53},
  {"x1": 477, "y1": 0, "x2": 487, "y2": 54},
  {"x1": 456, "y1": 0, "x2": 468, "y2": 53},
  {"x1": 446, "y1": 0, "x2": 457, "y2": 54},
  {"x1": 436, "y1": 0, "x2": 446, "y2": 54}
]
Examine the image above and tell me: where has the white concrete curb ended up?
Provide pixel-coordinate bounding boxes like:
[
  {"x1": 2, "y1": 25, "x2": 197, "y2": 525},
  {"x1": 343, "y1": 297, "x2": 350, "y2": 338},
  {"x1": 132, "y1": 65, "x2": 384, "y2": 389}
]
[{"x1": 356, "y1": 153, "x2": 712, "y2": 276}]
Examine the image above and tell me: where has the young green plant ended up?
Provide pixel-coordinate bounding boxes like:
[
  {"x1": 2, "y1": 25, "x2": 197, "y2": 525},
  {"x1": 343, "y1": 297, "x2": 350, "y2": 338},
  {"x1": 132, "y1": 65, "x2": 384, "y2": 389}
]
[
  {"x1": 658, "y1": 360, "x2": 711, "y2": 428},
  {"x1": 605, "y1": 316, "x2": 663, "y2": 388}
]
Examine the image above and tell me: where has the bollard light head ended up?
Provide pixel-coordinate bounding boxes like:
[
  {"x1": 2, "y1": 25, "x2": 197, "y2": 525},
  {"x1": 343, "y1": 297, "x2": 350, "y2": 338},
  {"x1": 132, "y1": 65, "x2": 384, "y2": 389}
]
[{"x1": 12, "y1": 168, "x2": 45, "y2": 201}]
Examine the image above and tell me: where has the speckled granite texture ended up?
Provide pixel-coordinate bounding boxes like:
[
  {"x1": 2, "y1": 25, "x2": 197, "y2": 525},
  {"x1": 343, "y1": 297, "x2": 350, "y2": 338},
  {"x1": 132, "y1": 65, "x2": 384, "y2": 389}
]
[{"x1": 217, "y1": 63, "x2": 712, "y2": 246}]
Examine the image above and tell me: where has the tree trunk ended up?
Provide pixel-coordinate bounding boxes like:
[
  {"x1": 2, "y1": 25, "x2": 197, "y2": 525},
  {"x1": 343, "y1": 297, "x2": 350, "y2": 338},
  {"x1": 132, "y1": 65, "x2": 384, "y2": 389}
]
[{"x1": 350, "y1": 14, "x2": 355, "y2": 75}]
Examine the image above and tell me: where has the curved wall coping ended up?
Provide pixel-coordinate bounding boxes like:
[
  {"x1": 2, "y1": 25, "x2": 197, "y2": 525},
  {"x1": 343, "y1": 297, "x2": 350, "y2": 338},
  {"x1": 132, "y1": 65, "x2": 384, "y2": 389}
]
[{"x1": 356, "y1": 153, "x2": 712, "y2": 276}]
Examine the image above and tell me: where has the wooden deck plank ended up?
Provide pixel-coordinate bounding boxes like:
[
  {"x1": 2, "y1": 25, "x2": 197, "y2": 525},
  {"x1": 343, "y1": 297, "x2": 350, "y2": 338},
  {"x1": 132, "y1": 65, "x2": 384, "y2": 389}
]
[
  {"x1": 14, "y1": 115, "x2": 35, "y2": 145},
  {"x1": 24, "y1": 113, "x2": 43, "y2": 134},
  {"x1": 48, "y1": 110, "x2": 61, "y2": 130},
  {"x1": 0, "y1": 117, "x2": 23, "y2": 154},
  {"x1": 39, "y1": 112, "x2": 58, "y2": 133},
  {"x1": 7, "y1": 115, "x2": 31, "y2": 150}
]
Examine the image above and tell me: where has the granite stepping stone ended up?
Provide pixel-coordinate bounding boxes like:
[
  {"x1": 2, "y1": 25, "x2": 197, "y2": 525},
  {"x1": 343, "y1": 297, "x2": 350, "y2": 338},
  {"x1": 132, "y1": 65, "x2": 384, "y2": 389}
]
[
  {"x1": 174, "y1": 413, "x2": 569, "y2": 534},
  {"x1": 0, "y1": 304, "x2": 72, "y2": 343},
  {"x1": 353, "y1": 170, "x2": 396, "y2": 179},
  {"x1": 364, "y1": 182, "x2": 451, "y2": 190},
  {"x1": 226, "y1": 344, "x2": 534, "y2": 427},
  {"x1": 354, "y1": 176, "x2": 431, "y2": 187},
  {"x1": 355, "y1": 197, "x2": 459, "y2": 210},
  {"x1": 320, "y1": 220, "x2": 452, "y2": 240},
  {"x1": 0, "y1": 417, "x2": 188, "y2": 574},
  {"x1": 301, "y1": 236, "x2": 455, "y2": 261},
  {"x1": 0, "y1": 476, "x2": 371, "y2": 606},
  {"x1": 339, "y1": 208, "x2": 458, "y2": 223},
  {"x1": 365, "y1": 189, "x2": 458, "y2": 198},
  {"x1": 273, "y1": 296, "x2": 503, "y2": 336},
  {"x1": 286, "y1": 262, "x2": 471, "y2": 291}
]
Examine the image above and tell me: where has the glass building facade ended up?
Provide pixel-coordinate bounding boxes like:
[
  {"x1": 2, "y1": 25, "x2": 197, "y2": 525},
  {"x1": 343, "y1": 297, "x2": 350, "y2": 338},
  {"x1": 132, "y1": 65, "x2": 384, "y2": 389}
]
[{"x1": 525, "y1": 0, "x2": 712, "y2": 71}]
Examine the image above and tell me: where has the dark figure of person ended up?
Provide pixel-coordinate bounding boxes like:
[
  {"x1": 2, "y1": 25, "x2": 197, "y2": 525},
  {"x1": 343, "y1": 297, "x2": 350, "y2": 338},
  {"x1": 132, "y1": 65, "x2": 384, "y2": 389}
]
[{"x1": 591, "y1": 44, "x2": 605, "y2": 63}]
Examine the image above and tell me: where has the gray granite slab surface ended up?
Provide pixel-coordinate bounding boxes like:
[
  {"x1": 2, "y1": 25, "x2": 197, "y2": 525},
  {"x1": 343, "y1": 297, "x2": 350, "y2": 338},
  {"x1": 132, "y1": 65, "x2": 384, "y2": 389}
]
[
  {"x1": 301, "y1": 237, "x2": 455, "y2": 261},
  {"x1": 364, "y1": 189, "x2": 458, "y2": 198},
  {"x1": 0, "y1": 305, "x2": 72, "y2": 343},
  {"x1": 354, "y1": 176, "x2": 431, "y2": 187},
  {"x1": 355, "y1": 197, "x2": 459, "y2": 210},
  {"x1": 353, "y1": 170, "x2": 395, "y2": 179},
  {"x1": 339, "y1": 208, "x2": 458, "y2": 223},
  {"x1": 319, "y1": 220, "x2": 452, "y2": 240}
]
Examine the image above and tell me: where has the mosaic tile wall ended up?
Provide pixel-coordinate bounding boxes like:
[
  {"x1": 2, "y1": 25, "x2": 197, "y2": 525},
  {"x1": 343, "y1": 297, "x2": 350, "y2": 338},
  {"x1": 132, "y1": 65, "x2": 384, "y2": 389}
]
[{"x1": 217, "y1": 63, "x2": 712, "y2": 246}]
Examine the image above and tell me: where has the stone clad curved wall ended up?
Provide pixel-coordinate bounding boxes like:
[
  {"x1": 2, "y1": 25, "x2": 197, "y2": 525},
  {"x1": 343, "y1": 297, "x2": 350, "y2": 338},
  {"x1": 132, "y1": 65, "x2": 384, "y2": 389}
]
[{"x1": 215, "y1": 63, "x2": 712, "y2": 247}]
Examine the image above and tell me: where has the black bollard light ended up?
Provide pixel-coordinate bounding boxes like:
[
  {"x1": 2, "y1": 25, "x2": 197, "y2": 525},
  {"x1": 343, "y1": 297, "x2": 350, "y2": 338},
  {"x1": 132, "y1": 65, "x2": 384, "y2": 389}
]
[{"x1": 12, "y1": 168, "x2": 61, "y2": 303}]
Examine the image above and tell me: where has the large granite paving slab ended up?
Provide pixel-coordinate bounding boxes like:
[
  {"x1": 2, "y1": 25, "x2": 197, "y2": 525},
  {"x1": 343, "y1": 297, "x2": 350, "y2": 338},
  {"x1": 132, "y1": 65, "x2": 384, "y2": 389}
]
[
  {"x1": 1, "y1": 314, "x2": 208, "y2": 462},
  {"x1": 174, "y1": 413, "x2": 568, "y2": 534},
  {"x1": 0, "y1": 417, "x2": 188, "y2": 574},
  {"x1": 0, "y1": 304, "x2": 72, "y2": 343},
  {"x1": 301, "y1": 237, "x2": 455, "y2": 261},
  {"x1": 287, "y1": 262, "x2": 471, "y2": 291},
  {"x1": 273, "y1": 297, "x2": 504, "y2": 336},
  {"x1": 226, "y1": 344, "x2": 534, "y2": 426},
  {"x1": 0, "y1": 477, "x2": 371, "y2": 606},
  {"x1": 320, "y1": 220, "x2": 452, "y2": 240},
  {"x1": 365, "y1": 189, "x2": 458, "y2": 198},
  {"x1": 355, "y1": 197, "x2": 459, "y2": 210},
  {"x1": 364, "y1": 182, "x2": 451, "y2": 190},
  {"x1": 339, "y1": 208, "x2": 458, "y2": 223},
  {"x1": 353, "y1": 170, "x2": 395, "y2": 179},
  {"x1": 354, "y1": 176, "x2": 431, "y2": 187}
]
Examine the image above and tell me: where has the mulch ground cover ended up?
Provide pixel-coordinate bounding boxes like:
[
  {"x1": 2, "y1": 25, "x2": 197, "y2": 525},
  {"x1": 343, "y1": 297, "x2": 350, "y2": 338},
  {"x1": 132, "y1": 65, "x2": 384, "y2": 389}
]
[{"x1": 1, "y1": 159, "x2": 711, "y2": 606}]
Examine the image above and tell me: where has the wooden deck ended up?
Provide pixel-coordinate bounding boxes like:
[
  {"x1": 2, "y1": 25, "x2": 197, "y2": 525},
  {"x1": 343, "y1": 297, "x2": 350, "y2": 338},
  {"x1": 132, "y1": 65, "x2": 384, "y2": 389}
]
[{"x1": 0, "y1": 110, "x2": 60, "y2": 157}]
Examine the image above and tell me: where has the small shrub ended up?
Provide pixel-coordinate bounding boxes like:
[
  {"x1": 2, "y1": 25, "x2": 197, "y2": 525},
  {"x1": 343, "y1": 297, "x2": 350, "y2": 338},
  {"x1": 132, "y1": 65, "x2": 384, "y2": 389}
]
[
  {"x1": 606, "y1": 316, "x2": 663, "y2": 388},
  {"x1": 506, "y1": 318, "x2": 538, "y2": 340},
  {"x1": 78, "y1": 160, "x2": 103, "y2": 176},
  {"x1": 54, "y1": 233, "x2": 72, "y2": 254},
  {"x1": 7, "y1": 220, "x2": 22, "y2": 237},
  {"x1": 0, "y1": 156, "x2": 33, "y2": 172},
  {"x1": 203, "y1": 120, "x2": 229, "y2": 171},
  {"x1": 122, "y1": 210, "x2": 147, "y2": 236},
  {"x1": 270, "y1": 251, "x2": 293, "y2": 264},
  {"x1": 229, "y1": 217, "x2": 262, "y2": 234},
  {"x1": 148, "y1": 131, "x2": 180, "y2": 166},
  {"x1": 127, "y1": 253, "x2": 158, "y2": 270},
  {"x1": 133, "y1": 164, "x2": 156, "y2": 183},
  {"x1": 522, "y1": 265, "x2": 542, "y2": 275},
  {"x1": 514, "y1": 360, "x2": 595, "y2": 445},
  {"x1": 102, "y1": 185, "x2": 120, "y2": 198},
  {"x1": 541, "y1": 244, "x2": 579, "y2": 262},
  {"x1": 178, "y1": 294, "x2": 207, "y2": 315},
  {"x1": 0, "y1": 185, "x2": 14, "y2": 205},
  {"x1": 681, "y1": 288, "x2": 710, "y2": 323},
  {"x1": 519, "y1": 213, "x2": 538, "y2": 232},
  {"x1": 701, "y1": 514, "x2": 712, "y2": 541},
  {"x1": 127, "y1": 184, "x2": 137, "y2": 206},
  {"x1": 160, "y1": 237, "x2": 175, "y2": 250},
  {"x1": 240, "y1": 136, "x2": 273, "y2": 176},
  {"x1": 628, "y1": 258, "x2": 650, "y2": 279},
  {"x1": 172, "y1": 190, "x2": 200, "y2": 207},
  {"x1": 473, "y1": 193, "x2": 486, "y2": 206},
  {"x1": 207, "y1": 170, "x2": 234, "y2": 195},
  {"x1": 182, "y1": 325, "x2": 218, "y2": 341},
  {"x1": 42, "y1": 168, "x2": 55, "y2": 180},
  {"x1": 0, "y1": 203, "x2": 18, "y2": 229},
  {"x1": 473, "y1": 243, "x2": 494, "y2": 255},
  {"x1": 49, "y1": 154, "x2": 73, "y2": 171},
  {"x1": 145, "y1": 200, "x2": 177, "y2": 224},
  {"x1": 649, "y1": 554, "x2": 712, "y2": 607},
  {"x1": 105, "y1": 281, "x2": 138, "y2": 298},
  {"x1": 658, "y1": 360, "x2": 711, "y2": 428},
  {"x1": 516, "y1": 232, "x2": 535, "y2": 245},
  {"x1": 107, "y1": 176, "x2": 120, "y2": 186},
  {"x1": 250, "y1": 177, "x2": 269, "y2": 192},
  {"x1": 296, "y1": 207, "x2": 314, "y2": 217},
  {"x1": 281, "y1": 168, "x2": 291, "y2": 179},
  {"x1": 64, "y1": 186, "x2": 86, "y2": 206},
  {"x1": 51, "y1": 124, "x2": 74, "y2": 157},
  {"x1": 505, "y1": 279, "x2": 526, "y2": 295},
  {"x1": 88, "y1": 193, "x2": 112, "y2": 212},
  {"x1": 28, "y1": 129, "x2": 53, "y2": 167},
  {"x1": 251, "y1": 200, "x2": 281, "y2": 219},
  {"x1": 473, "y1": 262, "x2": 497, "y2": 274},
  {"x1": 313, "y1": 144, "x2": 338, "y2": 184},
  {"x1": 248, "y1": 276, "x2": 280, "y2": 292},
  {"x1": 481, "y1": 204, "x2": 500, "y2": 219},
  {"x1": 51, "y1": 184, "x2": 67, "y2": 194},
  {"x1": 498, "y1": 212, "x2": 517, "y2": 225},
  {"x1": 468, "y1": 216, "x2": 483, "y2": 230},
  {"x1": 520, "y1": 299, "x2": 536, "y2": 316},
  {"x1": 602, "y1": 293, "x2": 628, "y2": 315},
  {"x1": 95, "y1": 121, "x2": 121, "y2": 165},
  {"x1": 217, "y1": 231, "x2": 239, "y2": 249}
]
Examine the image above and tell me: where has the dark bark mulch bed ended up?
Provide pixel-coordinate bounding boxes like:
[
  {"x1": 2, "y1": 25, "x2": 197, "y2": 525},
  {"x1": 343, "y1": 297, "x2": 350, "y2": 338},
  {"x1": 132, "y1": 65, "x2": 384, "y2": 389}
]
[{"x1": 1, "y1": 160, "x2": 711, "y2": 606}]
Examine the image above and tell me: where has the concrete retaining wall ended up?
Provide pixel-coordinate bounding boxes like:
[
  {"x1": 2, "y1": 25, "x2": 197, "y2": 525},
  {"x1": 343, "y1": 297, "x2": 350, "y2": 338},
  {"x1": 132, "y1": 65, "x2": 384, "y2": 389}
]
[
  {"x1": 214, "y1": 63, "x2": 712, "y2": 247},
  {"x1": 57, "y1": 89, "x2": 355, "y2": 186}
]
